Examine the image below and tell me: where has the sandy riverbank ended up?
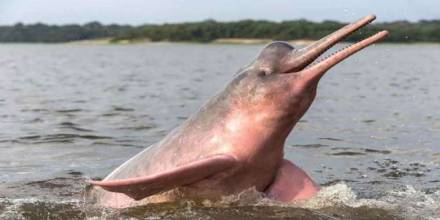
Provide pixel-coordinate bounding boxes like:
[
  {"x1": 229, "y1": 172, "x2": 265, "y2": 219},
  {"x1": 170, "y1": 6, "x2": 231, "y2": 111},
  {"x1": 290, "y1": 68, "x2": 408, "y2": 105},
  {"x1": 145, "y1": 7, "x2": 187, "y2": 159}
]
[{"x1": 66, "y1": 37, "x2": 316, "y2": 46}]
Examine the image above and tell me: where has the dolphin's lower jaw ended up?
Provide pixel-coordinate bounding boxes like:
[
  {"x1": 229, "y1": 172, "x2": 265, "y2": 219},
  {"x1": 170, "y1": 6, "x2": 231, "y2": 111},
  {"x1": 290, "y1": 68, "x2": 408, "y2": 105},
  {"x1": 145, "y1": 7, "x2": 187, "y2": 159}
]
[{"x1": 89, "y1": 15, "x2": 388, "y2": 208}]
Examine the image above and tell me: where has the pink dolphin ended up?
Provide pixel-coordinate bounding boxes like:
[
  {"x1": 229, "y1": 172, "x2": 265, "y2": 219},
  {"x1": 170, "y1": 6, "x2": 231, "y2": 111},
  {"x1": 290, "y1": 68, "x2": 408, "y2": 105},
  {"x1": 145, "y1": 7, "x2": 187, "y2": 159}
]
[{"x1": 90, "y1": 15, "x2": 388, "y2": 208}]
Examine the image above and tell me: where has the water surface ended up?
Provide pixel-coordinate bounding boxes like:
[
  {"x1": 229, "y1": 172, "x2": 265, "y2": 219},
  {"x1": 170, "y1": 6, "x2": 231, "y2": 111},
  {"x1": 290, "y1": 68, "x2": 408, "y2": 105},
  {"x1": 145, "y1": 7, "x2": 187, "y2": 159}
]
[{"x1": 0, "y1": 43, "x2": 439, "y2": 219}]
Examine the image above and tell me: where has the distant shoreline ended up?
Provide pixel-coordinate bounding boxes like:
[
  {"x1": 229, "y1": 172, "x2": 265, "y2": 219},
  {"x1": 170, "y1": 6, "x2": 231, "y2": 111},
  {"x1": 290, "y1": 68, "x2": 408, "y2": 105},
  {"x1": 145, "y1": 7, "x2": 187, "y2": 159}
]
[
  {"x1": 59, "y1": 38, "x2": 439, "y2": 46},
  {"x1": 64, "y1": 38, "x2": 316, "y2": 46}
]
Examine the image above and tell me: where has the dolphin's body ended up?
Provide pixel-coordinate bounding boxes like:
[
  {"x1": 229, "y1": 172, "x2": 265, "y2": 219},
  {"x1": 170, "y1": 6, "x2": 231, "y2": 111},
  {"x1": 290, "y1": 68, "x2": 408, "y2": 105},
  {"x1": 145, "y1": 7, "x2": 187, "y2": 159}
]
[{"x1": 90, "y1": 15, "x2": 388, "y2": 208}]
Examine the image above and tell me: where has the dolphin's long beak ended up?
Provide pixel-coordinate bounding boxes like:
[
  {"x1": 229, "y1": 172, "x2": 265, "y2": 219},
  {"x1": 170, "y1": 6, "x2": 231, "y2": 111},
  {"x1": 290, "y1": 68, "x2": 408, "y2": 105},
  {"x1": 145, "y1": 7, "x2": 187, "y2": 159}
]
[
  {"x1": 300, "y1": 30, "x2": 388, "y2": 82},
  {"x1": 281, "y1": 14, "x2": 388, "y2": 76}
]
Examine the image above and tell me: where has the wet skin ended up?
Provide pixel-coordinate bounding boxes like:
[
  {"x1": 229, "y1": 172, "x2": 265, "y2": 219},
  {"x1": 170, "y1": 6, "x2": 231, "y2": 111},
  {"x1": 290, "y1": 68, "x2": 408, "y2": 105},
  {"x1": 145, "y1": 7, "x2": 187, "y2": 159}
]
[{"x1": 89, "y1": 15, "x2": 388, "y2": 208}]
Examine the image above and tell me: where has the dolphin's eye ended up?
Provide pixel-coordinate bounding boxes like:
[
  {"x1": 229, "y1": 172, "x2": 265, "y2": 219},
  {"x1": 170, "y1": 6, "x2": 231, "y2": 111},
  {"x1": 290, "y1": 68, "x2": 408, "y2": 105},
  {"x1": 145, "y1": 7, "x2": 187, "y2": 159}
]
[{"x1": 257, "y1": 70, "x2": 268, "y2": 77}]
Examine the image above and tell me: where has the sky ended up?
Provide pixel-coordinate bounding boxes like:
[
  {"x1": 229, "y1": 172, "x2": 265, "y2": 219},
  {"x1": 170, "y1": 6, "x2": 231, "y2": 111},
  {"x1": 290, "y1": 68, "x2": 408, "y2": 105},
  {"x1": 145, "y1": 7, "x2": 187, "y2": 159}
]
[{"x1": 0, "y1": 0, "x2": 439, "y2": 25}]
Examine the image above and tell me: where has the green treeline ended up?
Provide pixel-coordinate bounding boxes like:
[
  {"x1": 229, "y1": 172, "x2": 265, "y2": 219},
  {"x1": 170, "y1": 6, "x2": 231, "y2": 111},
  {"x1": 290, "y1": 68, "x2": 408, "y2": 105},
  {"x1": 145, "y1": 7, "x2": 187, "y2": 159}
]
[
  {"x1": 1, "y1": 19, "x2": 439, "y2": 43},
  {"x1": 0, "y1": 22, "x2": 132, "y2": 43}
]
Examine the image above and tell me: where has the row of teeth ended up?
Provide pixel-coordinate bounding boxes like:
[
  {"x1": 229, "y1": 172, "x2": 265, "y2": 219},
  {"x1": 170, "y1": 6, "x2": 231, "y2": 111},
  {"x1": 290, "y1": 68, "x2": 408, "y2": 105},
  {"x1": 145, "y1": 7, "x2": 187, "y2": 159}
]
[
  {"x1": 305, "y1": 43, "x2": 355, "y2": 69},
  {"x1": 303, "y1": 30, "x2": 385, "y2": 70}
]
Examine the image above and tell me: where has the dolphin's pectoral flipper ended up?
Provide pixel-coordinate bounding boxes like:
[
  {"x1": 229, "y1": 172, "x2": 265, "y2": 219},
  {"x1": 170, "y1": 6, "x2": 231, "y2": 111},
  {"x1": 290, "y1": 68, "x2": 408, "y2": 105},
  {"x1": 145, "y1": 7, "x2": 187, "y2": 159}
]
[
  {"x1": 265, "y1": 159, "x2": 319, "y2": 202},
  {"x1": 89, "y1": 154, "x2": 237, "y2": 200}
]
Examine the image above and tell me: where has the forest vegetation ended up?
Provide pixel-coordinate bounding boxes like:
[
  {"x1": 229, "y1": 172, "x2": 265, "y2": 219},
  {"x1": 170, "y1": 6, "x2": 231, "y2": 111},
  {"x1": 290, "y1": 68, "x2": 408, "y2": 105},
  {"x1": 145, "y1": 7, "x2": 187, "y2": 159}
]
[{"x1": 0, "y1": 19, "x2": 439, "y2": 43}]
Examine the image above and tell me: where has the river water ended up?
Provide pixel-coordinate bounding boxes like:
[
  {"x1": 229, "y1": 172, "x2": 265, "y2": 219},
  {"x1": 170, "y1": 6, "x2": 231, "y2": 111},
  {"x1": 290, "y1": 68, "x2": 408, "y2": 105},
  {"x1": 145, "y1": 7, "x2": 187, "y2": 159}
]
[{"x1": 0, "y1": 43, "x2": 439, "y2": 219}]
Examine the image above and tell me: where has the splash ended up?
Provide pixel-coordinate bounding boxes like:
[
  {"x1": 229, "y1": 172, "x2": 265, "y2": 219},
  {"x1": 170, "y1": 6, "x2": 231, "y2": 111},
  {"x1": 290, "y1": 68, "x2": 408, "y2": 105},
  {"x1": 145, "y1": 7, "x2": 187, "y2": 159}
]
[
  {"x1": 1, "y1": 183, "x2": 439, "y2": 219},
  {"x1": 300, "y1": 183, "x2": 440, "y2": 220}
]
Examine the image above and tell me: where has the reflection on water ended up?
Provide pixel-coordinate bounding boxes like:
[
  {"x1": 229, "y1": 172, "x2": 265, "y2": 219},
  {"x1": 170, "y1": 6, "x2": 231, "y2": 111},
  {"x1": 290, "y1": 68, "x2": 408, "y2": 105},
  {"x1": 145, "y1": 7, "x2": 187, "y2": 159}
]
[{"x1": 0, "y1": 43, "x2": 439, "y2": 219}]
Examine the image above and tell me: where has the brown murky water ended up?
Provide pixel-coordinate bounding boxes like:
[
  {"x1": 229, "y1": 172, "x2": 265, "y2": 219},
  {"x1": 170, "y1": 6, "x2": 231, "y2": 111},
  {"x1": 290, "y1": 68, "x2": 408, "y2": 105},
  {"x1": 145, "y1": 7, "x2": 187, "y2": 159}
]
[{"x1": 0, "y1": 43, "x2": 439, "y2": 219}]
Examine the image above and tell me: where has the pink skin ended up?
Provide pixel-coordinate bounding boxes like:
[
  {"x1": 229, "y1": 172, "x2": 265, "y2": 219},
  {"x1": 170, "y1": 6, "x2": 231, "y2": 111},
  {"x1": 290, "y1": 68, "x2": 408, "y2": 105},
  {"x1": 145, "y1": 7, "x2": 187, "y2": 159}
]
[
  {"x1": 89, "y1": 15, "x2": 388, "y2": 208},
  {"x1": 265, "y1": 160, "x2": 320, "y2": 202}
]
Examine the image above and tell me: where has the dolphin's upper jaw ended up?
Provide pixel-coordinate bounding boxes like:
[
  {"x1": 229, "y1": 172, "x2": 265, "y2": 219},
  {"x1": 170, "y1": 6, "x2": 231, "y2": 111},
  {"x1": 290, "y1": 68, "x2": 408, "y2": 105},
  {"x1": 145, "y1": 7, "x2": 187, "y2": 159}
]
[{"x1": 280, "y1": 14, "x2": 388, "y2": 81}]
